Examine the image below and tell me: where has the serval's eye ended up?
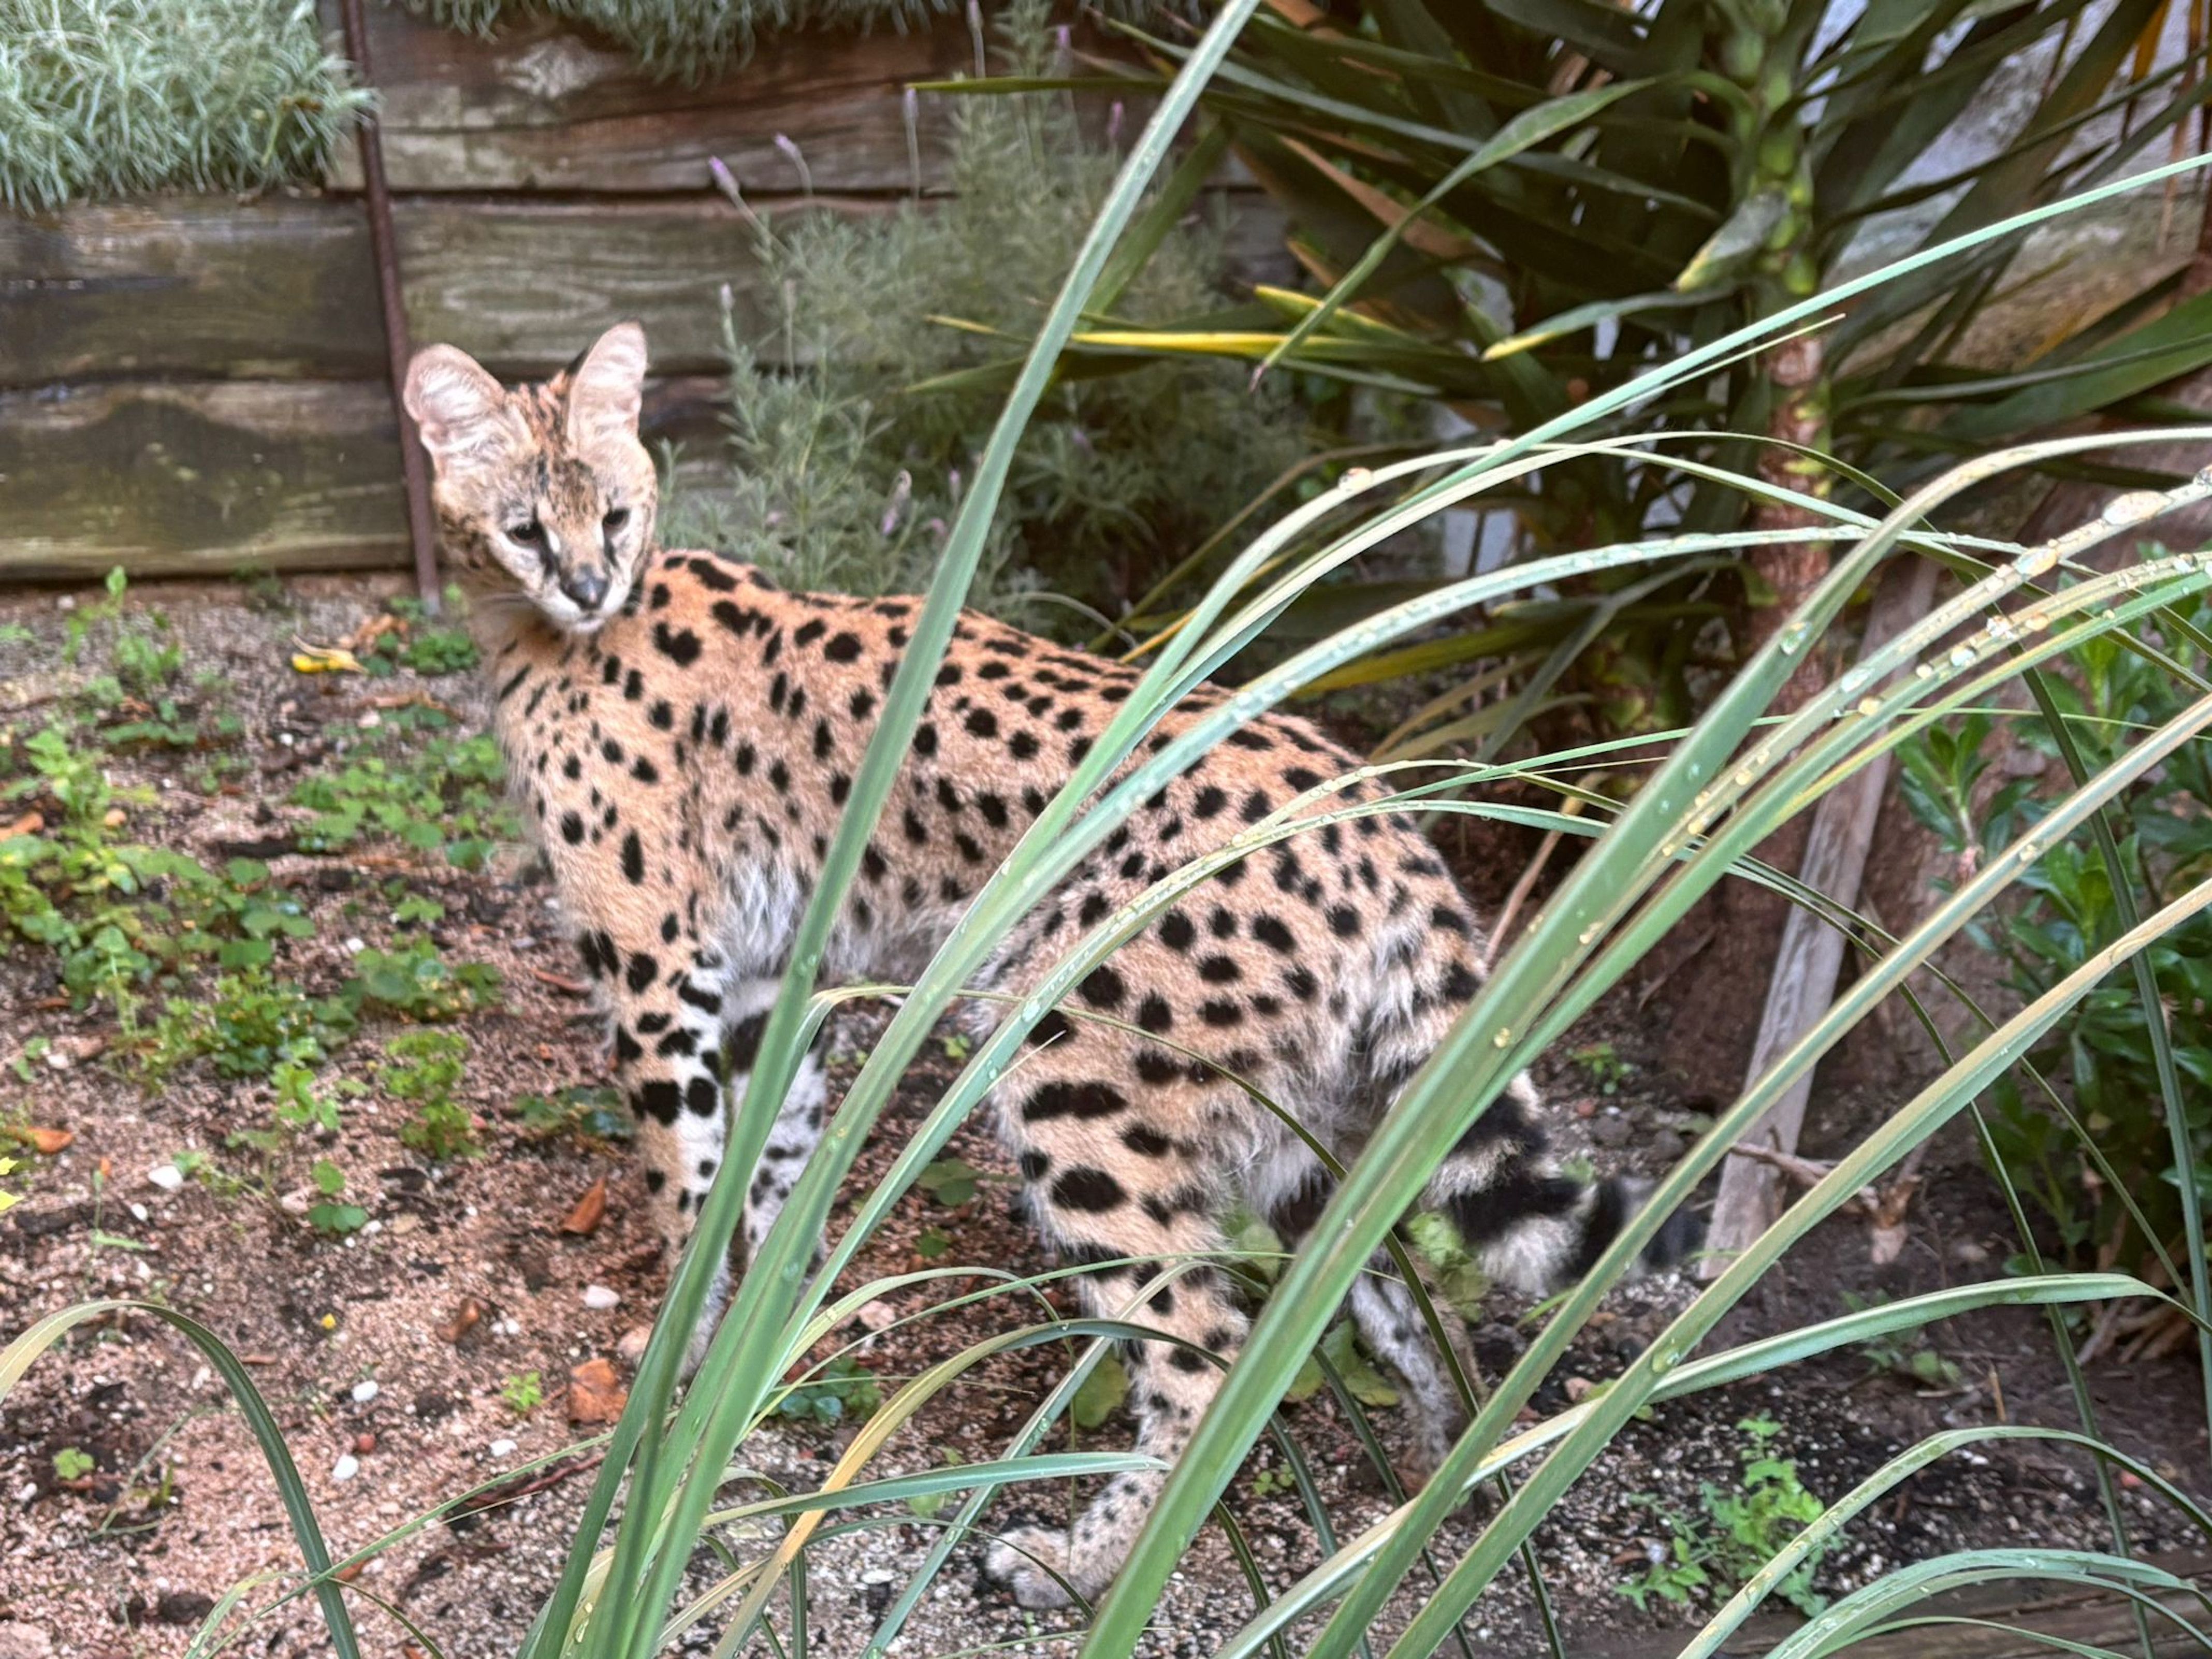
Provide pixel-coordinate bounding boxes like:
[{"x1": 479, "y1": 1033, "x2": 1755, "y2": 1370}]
[
  {"x1": 603, "y1": 506, "x2": 630, "y2": 531},
  {"x1": 507, "y1": 519, "x2": 545, "y2": 546}
]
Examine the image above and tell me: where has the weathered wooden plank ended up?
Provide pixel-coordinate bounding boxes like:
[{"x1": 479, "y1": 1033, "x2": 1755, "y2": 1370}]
[
  {"x1": 0, "y1": 199, "x2": 386, "y2": 383},
  {"x1": 0, "y1": 381, "x2": 408, "y2": 579},
  {"x1": 2, "y1": 193, "x2": 1290, "y2": 387},
  {"x1": 0, "y1": 376, "x2": 727, "y2": 580},
  {"x1": 322, "y1": 0, "x2": 973, "y2": 195},
  {"x1": 395, "y1": 195, "x2": 780, "y2": 373}
]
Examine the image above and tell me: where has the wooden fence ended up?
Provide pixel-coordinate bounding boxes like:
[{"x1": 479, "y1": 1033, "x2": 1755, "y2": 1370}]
[{"x1": 0, "y1": 2, "x2": 1284, "y2": 583}]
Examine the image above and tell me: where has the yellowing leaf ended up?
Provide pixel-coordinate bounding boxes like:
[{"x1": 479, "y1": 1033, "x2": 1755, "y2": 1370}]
[
  {"x1": 1072, "y1": 1354, "x2": 1130, "y2": 1429},
  {"x1": 292, "y1": 645, "x2": 363, "y2": 675}
]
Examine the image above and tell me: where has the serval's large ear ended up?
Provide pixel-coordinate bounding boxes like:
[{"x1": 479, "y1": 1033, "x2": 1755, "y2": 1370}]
[
  {"x1": 565, "y1": 321, "x2": 648, "y2": 449},
  {"x1": 403, "y1": 344, "x2": 509, "y2": 470}
]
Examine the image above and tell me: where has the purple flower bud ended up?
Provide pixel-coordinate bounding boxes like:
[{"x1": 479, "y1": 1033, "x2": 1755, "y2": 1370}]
[{"x1": 774, "y1": 133, "x2": 811, "y2": 194}]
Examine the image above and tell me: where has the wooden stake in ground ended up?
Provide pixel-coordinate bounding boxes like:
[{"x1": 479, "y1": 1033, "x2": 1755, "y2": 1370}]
[
  {"x1": 1699, "y1": 555, "x2": 1942, "y2": 1279},
  {"x1": 338, "y1": 0, "x2": 443, "y2": 615}
]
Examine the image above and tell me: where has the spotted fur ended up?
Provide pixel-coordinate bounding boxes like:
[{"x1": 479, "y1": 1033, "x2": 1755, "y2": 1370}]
[{"x1": 405, "y1": 324, "x2": 1697, "y2": 1609}]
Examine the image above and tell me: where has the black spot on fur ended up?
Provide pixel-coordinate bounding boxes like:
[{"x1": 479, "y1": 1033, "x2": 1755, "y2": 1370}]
[
  {"x1": 652, "y1": 623, "x2": 702, "y2": 666},
  {"x1": 1080, "y1": 966, "x2": 1126, "y2": 1009},
  {"x1": 1052, "y1": 1168, "x2": 1128, "y2": 1213},
  {"x1": 1024, "y1": 1082, "x2": 1128, "y2": 1123}
]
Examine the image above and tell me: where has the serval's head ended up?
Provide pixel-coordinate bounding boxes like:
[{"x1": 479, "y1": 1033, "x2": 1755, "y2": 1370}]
[{"x1": 403, "y1": 322, "x2": 656, "y2": 634}]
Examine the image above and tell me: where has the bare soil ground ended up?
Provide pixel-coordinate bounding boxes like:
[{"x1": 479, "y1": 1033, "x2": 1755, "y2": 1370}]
[{"x1": 2, "y1": 576, "x2": 2204, "y2": 1659}]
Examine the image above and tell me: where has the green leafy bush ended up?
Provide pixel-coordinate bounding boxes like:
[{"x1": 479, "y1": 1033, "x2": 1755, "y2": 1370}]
[
  {"x1": 666, "y1": 3, "x2": 1309, "y2": 625},
  {"x1": 348, "y1": 940, "x2": 501, "y2": 1024},
  {"x1": 1901, "y1": 585, "x2": 2212, "y2": 1270},
  {"x1": 0, "y1": 0, "x2": 369, "y2": 211},
  {"x1": 409, "y1": 0, "x2": 1162, "y2": 83}
]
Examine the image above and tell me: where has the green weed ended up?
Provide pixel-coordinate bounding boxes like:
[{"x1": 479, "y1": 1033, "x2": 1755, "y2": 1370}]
[
  {"x1": 383, "y1": 1031, "x2": 478, "y2": 1160},
  {"x1": 776, "y1": 1356, "x2": 881, "y2": 1427},
  {"x1": 144, "y1": 971, "x2": 353, "y2": 1084},
  {"x1": 289, "y1": 709, "x2": 511, "y2": 870},
  {"x1": 903, "y1": 1448, "x2": 966, "y2": 1520},
  {"x1": 513, "y1": 1083, "x2": 630, "y2": 1143},
  {"x1": 1843, "y1": 1292, "x2": 1965, "y2": 1391},
  {"x1": 1574, "y1": 1042, "x2": 1636, "y2": 1097},
  {"x1": 362, "y1": 591, "x2": 479, "y2": 678},
  {"x1": 1622, "y1": 1416, "x2": 1831, "y2": 1617},
  {"x1": 307, "y1": 1160, "x2": 368, "y2": 1236},
  {"x1": 344, "y1": 937, "x2": 501, "y2": 1023}
]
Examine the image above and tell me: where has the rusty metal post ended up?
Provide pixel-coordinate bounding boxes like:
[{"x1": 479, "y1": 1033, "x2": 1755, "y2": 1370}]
[{"x1": 339, "y1": 0, "x2": 443, "y2": 614}]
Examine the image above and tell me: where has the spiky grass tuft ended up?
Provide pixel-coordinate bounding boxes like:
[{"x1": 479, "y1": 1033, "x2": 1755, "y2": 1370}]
[{"x1": 0, "y1": 0, "x2": 369, "y2": 213}]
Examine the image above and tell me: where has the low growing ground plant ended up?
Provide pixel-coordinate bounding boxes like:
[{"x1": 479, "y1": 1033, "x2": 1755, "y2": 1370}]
[
  {"x1": 384, "y1": 1030, "x2": 478, "y2": 1160},
  {"x1": 1623, "y1": 1417, "x2": 1832, "y2": 1618},
  {"x1": 501, "y1": 1370, "x2": 547, "y2": 1417},
  {"x1": 290, "y1": 706, "x2": 512, "y2": 869}
]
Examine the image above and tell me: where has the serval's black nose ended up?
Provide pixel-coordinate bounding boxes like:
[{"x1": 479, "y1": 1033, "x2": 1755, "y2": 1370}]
[{"x1": 561, "y1": 566, "x2": 610, "y2": 610}]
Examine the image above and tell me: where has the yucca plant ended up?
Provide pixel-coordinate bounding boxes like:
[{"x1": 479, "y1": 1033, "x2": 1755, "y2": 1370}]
[
  {"x1": 8, "y1": 18, "x2": 2212, "y2": 1659},
  {"x1": 926, "y1": 0, "x2": 2212, "y2": 726}
]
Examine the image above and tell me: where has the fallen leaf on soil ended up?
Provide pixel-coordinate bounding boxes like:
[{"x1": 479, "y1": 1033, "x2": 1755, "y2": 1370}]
[
  {"x1": 3, "y1": 810, "x2": 43, "y2": 838},
  {"x1": 567, "y1": 1359, "x2": 627, "y2": 1425},
  {"x1": 101, "y1": 807, "x2": 125, "y2": 830},
  {"x1": 531, "y1": 967, "x2": 591, "y2": 997},
  {"x1": 367, "y1": 691, "x2": 461, "y2": 717},
  {"x1": 10, "y1": 1126, "x2": 73, "y2": 1155},
  {"x1": 346, "y1": 614, "x2": 405, "y2": 653},
  {"x1": 290, "y1": 644, "x2": 363, "y2": 675},
  {"x1": 439, "y1": 1297, "x2": 485, "y2": 1344},
  {"x1": 560, "y1": 1178, "x2": 608, "y2": 1236}
]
